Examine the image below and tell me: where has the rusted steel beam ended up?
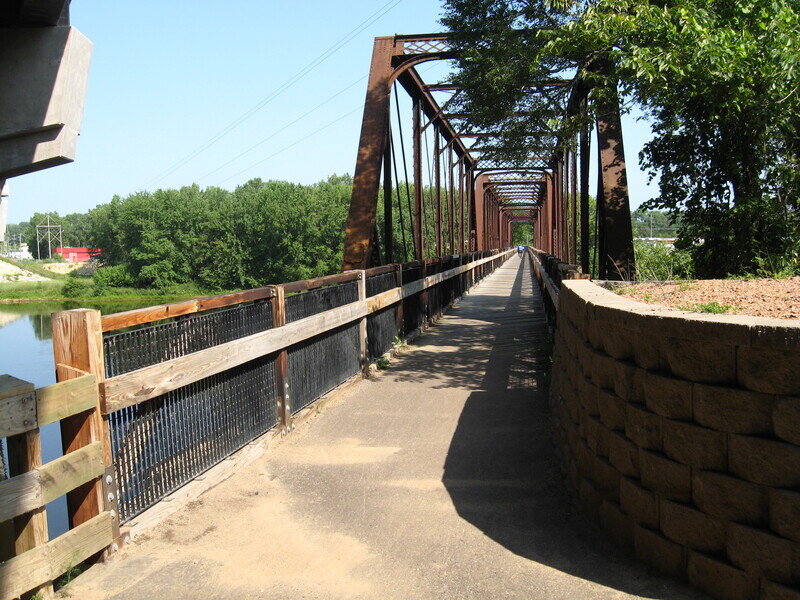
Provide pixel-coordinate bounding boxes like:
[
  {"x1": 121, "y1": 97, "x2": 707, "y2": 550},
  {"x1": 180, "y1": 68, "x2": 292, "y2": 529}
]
[
  {"x1": 412, "y1": 96, "x2": 423, "y2": 260},
  {"x1": 343, "y1": 37, "x2": 396, "y2": 271},
  {"x1": 579, "y1": 107, "x2": 590, "y2": 274},
  {"x1": 383, "y1": 125, "x2": 393, "y2": 264},
  {"x1": 434, "y1": 127, "x2": 442, "y2": 256},
  {"x1": 596, "y1": 86, "x2": 635, "y2": 280},
  {"x1": 448, "y1": 145, "x2": 455, "y2": 253}
]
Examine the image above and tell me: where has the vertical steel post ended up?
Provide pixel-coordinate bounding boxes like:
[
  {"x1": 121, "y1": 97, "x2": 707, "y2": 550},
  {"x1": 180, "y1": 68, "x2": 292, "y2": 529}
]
[
  {"x1": 383, "y1": 125, "x2": 393, "y2": 264},
  {"x1": 412, "y1": 96, "x2": 423, "y2": 260},
  {"x1": 434, "y1": 127, "x2": 442, "y2": 257},
  {"x1": 458, "y1": 158, "x2": 464, "y2": 253},
  {"x1": 596, "y1": 86, "x2": 635, "y2": 280},
  {"x1": 448, "y1": 145, "x2": 455, "y2": 254},
  {"x1": 580, "y1": 109, "x2": 591, "y2": 274},
  {"x1": 343, "y1": 37, "x2": 396, "y2": 270}
]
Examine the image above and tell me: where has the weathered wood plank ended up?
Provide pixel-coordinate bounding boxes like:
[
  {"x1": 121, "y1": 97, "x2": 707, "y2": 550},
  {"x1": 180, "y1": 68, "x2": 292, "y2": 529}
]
[
  {"x1": 100, "y1": 299, "x2": 199, "y2": 332},
  {"x1": 282, "y1": 270, "x2": 361, "y2": 294},
  {"x1": 0, "y1": 470, "x2": 41, "y2": 523},
  {"x1": 0, "y1": 374, "x2": 34, "y2": 401},
  {"x1": 40, "y1": 441, "x2": 104, "y2": 505},
  {"x1": 0, "y1": 512, "x2": 113, "y2": 600},
  {"x1": 0, "y1": 387, "x2": 36, "y2": 438},
  {"x1": 104, "y1": 299, "x2": 369, "y2": 412},
  {"x1": 36, "y1": 374, "x2": 99, "y2": 427}
]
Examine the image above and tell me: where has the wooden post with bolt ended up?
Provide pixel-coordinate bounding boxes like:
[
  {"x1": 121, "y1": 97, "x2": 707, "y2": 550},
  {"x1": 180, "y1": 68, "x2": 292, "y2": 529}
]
[
  {"x1": 357, "y1": 271, "x2": 369, "y2": 376},
  {"x1": 51, "y1": 308, "x2": 120, "y2": 555},
  {"x1": 3, "y1": 375, "x2": 54, "y2": 598},
  {"x1": 270, "y1": 285, "x2": 293, "y2": 433}
]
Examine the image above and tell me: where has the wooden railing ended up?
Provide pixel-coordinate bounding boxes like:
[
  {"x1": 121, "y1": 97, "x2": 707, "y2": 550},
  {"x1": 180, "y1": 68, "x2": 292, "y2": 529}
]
[
  {"x1": 526, "y1": 247, "x2": 588, "y2": 314},
  {"x1": 0, "y1": 373, "x2": 115, "y2": 600},
  {"x1": 0, "y1": 247, "x2": 513, "y2": 597}
]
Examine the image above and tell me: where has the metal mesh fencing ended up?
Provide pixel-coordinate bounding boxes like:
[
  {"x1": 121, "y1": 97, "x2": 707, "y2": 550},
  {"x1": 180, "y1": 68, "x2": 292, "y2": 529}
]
[
  {"x1": 366, "y1": 272, "x2": 399, "y2": 359},
  {"x1": 103, "y1": 301, "x2": 279, "y2": 523},
  {"x1": 285, "y1": 282, "x2": 361, "y2": 413},
  {"x1": 401, "y1": 264, "x2": 424, "y2": 336}
]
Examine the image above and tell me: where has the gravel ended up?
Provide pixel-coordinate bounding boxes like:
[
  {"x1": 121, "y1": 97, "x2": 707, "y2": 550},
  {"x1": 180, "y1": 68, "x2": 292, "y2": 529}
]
[{"x1": 616, "y1": 277, "x2": 800, "y2": 320}]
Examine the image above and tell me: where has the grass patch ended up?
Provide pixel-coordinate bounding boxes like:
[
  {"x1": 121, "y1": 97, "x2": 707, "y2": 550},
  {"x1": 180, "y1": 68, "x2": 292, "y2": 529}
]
[
  {"x1": 679, "y1": 301, "x2": 737, "y2": 314},
  {"x1": 0, "y1": 279, "x2": 206, "y2": 304}
]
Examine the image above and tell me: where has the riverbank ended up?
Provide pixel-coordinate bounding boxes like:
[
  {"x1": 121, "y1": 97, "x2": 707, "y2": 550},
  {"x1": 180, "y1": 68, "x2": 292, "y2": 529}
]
[{"x1": 0, "y1": 280, "x2": 208, "y2": 306}]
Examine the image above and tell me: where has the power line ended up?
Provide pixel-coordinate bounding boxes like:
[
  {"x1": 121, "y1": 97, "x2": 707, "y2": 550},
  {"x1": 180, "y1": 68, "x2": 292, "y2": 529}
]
[
  {"x1": 216, "y1": 106, "x2": 364, "y2": 185},
  {"x1": 196, "y1": 74, "x2": 367, "y2": 183},
  {"x1": 143, "y1": 0, "x2": 404, "y2": 190}
]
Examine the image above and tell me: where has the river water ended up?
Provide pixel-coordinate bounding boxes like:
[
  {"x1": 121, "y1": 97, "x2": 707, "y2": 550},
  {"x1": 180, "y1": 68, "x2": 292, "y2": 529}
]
[{"x1": 0, "y1": 301, "x2": 153, "y2": 538}]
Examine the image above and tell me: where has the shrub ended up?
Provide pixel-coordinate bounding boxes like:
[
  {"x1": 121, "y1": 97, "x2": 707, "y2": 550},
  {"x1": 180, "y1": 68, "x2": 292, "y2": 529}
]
[
  {"x1": 93, "y1": 265, "x2": 134, "y2": 288},
  {"x1": 61, "y1": 278, "x2": 91, "y2": 298},
  {"x1": 634, "y1": 241, "x2": 694, "y2": 281}
]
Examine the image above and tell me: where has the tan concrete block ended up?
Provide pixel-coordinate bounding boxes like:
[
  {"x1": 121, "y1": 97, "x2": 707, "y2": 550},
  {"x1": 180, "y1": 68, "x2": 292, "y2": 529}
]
[
  {"x1": 687, "y1": 550, "x2": 758, "y2": 600},
  {"x1": 633, "y1": 333, "x2": 669, "y2": 372},
  {"x1": 738, "y1": 346, "x2": 800, "y2": 396},
  {"x1": 584, "y1": 414, "x2": 600, "y2": 453},
  {"x1": 602, "y1": 326, "x2": 635, "y2": 362},
  {"x1": 774, "y1": 396, "x2": 800, "y2": 446},
  {"x1": 593, "y1": 455, "x2": 621, "y2": 502},
  {"x1": 620, "y1": 476, "x2": 659, "y2": 528},
  {"x1": 599, "y1": 499, "x2": 633, "y2": 548},
  {"x1": 640, "y1": 449, "x2": 692, "y2": 502},
  {"x1": 662, "y1": 418, "x2": 727, "y2": 470},
  {"x1": 613, "y1": 361, "x2": 645, "y2": 404},
  {"x1": 634, "y1": 524, "x2": 685, "y2": 578},
  {"x1": 644, "y1": 371, "x2": 693, "y2": 420},
  {"x1": 664, "y1": 337, "x2": 737, "y2": 385},
  {"x1": 626, "y1": 403, "x2": 663, "y2": 451},
  {"x1": 598, "y1": 389, "x2": 626, "y2": 431},
  {"x1": 660, "y1": 498, "x2": 727, "y2": 553},
  {"x1": 590, "y1": 350, "x2": 616, "y2": 390},
  {"x1": 727, "y1": 523, "x2": 795, "y2": 584},
  {"x1": 579, "y1": 477, "x2": 601, "y2": 521},
  {"x1": 579, "y1": 376, "x2": 599, "y2": 416},
  {"x1": 609, "y1": 430, "x2": 640, "y2": 477},
  {"x1": 762, "y1": 580, "x2": 800, "y2": 600},
  {"x1": 692, "y1": 471, "x2": 769, "y2": 526},
  {"x1": 596, "y1": 421, "x2": 611, "y2": 458},
  {"x1": 693, "y1": 382, "x2": 774, "y2": 435},
  {"x1": 729, "y1": 434, "x2": 800, "y2": 488},
  {"x1": 770, "y1": 488, "x2": 800, "y2": 543}
]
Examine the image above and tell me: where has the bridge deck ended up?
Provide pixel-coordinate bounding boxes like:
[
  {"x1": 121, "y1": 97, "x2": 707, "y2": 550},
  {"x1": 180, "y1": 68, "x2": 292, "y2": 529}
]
[{"x1": 69, "y1": 255, "x2": 704, "y2": 600}]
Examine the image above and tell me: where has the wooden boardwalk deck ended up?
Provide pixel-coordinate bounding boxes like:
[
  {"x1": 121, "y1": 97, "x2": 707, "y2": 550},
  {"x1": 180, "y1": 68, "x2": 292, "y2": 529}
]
[{"x1": 66, "y1": 255, "x2": 705, "y2": 600}]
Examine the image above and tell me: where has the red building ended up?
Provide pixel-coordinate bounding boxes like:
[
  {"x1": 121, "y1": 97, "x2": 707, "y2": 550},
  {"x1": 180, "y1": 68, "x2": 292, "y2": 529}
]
[{"x1": 55, "y1": 247, "x2": 100, "y2": 263}]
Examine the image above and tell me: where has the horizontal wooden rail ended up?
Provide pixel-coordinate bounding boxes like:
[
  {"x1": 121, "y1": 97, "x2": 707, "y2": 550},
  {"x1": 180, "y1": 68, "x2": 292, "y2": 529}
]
[
  {"x1": 0, "y1": 442, "x2": 103, "y2": 523},
  {"x1": 0, "y1": 374, "x2": 99, "y2": 438},
  {"x1": 0, "y1": 511, "x2": 114, "y2": 600},
  {"x1": 528, "y1": 250, "x2": 560, "y2": 309},
  {"x1": 282, "y1": 270, "x2": 361, "y2": 294},
  {"x1": 103, "y1": 250, "x2": 514, "y2": 413},
  {"x1": 101, "y1": 286, "x2": 276, "y2": 332}
]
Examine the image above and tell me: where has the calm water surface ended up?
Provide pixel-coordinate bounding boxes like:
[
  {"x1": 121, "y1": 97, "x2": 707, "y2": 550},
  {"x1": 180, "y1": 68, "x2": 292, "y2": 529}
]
[{"x1": 0, "y1": 301, "x2": 154, "y2": 537}]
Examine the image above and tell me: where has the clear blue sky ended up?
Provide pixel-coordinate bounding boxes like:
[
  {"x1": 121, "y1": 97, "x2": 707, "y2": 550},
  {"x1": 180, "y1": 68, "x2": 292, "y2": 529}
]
[{"x1": 6, "y1": 0, "x2": 657, "y2": 224}]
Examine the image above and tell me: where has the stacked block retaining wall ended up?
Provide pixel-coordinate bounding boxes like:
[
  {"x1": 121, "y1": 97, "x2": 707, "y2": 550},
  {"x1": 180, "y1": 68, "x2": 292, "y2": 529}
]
[{"x1": 551, "y1": 280, "x2": 800, "y2": 600}]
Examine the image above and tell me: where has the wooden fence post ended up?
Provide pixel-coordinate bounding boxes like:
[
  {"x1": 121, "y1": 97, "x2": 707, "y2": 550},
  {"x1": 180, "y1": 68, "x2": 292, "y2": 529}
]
[
  {"x1": 357, "y1": 271, "x2": 369, "y2": 376},
  {"x1": 2, "y1": 375, "x2": 54, "y2": 598},
  {"x1": 395, "y1": 264, "x2": 404, "y2": 340},
  {"x1": 271, "y1": 285, "x2": 293, "y2": 434},
  {"x1": 51, "y1": 309, "x2": 118, "y2": 548}
]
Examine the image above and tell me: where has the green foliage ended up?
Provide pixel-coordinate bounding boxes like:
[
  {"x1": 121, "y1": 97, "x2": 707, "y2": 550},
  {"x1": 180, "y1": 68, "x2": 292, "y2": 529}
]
[
  {"x1": 61, "y1": 278, "x2": 91, "y2": 298},
  {"x1": 87, "y1": 175, "x2": 353, "y2": 290},
  {"x1": 442, "y1": 0, "x2": 800, "y2": 278},
  {"x1": 376, "y1": 358, "x2": 390, "y2": 370},
  {"x1": 634, "y1": 241, "x2": 694, "y2": 281},
  {"x1": 631, "y1": 209, "x2": 679, "y2": 238},
  {"x1": 680, "y1": 301, "x2": 736, "y2": 314}
]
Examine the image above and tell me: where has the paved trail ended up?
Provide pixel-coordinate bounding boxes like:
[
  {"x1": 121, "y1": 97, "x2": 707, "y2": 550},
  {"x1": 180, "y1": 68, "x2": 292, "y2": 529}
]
[{"x1": 67, "y1": 255, "x2": 706, "y2": 600}]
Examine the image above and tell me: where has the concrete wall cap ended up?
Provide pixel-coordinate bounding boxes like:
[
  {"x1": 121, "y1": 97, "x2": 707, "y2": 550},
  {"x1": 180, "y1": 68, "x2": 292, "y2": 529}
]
[{"x1": 561, "y1": 280, "x2": 799, "y2": 349}]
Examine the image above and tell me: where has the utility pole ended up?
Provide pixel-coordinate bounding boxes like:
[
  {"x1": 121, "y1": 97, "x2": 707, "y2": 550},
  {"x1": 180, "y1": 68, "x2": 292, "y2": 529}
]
[{"x1": 36, "y1": 215, "x2": 62, "y2": 259}]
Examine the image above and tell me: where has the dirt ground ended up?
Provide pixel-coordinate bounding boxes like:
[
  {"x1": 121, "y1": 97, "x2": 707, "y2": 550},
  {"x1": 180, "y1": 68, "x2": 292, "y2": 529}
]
[
  {"x1": 0, "y1": 259, "x2": 48, "y2": 282},
  {"x1": 616, "y1": 277, "x2": 800, "y2": 319}
]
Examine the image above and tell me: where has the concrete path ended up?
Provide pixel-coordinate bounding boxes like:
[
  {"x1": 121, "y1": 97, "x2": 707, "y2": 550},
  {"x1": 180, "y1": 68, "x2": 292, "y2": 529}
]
[{"x1": 66, "y1": 255, "x2": 706, "y2": 600}]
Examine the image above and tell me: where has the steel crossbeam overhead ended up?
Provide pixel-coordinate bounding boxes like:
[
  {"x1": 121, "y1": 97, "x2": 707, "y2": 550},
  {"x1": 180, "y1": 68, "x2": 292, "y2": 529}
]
[{"x1": 343, "y1": 33, "x2": 634, "y2": 276}]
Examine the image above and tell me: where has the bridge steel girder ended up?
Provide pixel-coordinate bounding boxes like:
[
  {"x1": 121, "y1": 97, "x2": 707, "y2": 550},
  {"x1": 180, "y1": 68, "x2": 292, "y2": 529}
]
[{"x1": 344, "y1": 34, "x2": 634, "y2": 276}]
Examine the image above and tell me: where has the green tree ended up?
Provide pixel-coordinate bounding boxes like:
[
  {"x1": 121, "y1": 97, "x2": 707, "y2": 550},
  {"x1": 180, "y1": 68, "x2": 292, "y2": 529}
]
[{"x1": 442, "y1": 0, "x2": 800, "y2": 277}]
